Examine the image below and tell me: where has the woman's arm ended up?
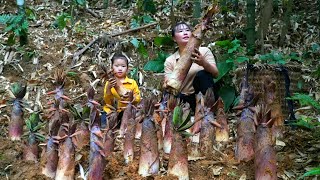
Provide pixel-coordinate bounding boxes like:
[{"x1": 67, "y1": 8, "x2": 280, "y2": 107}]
[
  {"x1": 191, "y1": 48, "x2": 219, "y2": 78},
  {"x1": 163, "y1": 58, "x2": 175, "y2": 88}
]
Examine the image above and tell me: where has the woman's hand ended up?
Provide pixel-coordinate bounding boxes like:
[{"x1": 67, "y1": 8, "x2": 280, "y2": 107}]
[{"x1": 191, "y1": 48, "x2": 206, "y2": 67}]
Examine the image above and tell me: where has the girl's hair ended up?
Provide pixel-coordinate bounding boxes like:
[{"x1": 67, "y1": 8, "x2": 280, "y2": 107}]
[
  {"x1": 111, "y1": 54, "x2": 129, "y2": 66},
  {"x1": 171, "y1": 22, "x2": 192, "y2": 37}
]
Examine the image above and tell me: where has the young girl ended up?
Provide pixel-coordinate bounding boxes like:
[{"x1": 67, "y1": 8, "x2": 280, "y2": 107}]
[
  {"x1": 101, "y1": 54, "x2": 141, "y2": 126},
  {"x1": 164, "y1": 22, "x2": 219, "y2": 113}
]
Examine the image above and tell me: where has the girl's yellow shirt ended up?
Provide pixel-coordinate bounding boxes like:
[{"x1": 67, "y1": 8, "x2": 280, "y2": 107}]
[{"x1": 103, "y1": 76, "x2": 141, "y2": 113}]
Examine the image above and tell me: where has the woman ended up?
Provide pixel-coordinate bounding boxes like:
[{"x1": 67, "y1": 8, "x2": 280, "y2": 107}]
[{"x1": 164, "y1": 22, "x2": 219, "y2": 112}]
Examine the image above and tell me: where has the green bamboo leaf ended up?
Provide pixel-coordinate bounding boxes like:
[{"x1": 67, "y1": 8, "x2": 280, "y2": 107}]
[
  {"x1": 178, "y1": 106, "x2": 191, "y2": 130},
  {"x1": 33, "y1": 122, "x2": 46, "y2": 132},
  {"x1": 67, "y1": 71, "x2": 78, "y2": 77},
  {"x1": 178, "y1": 121, "x2": 194, "y2": 132},
  {"x1": 25, "y1": 119, "x2": 32, "y2": 130},
  {"x1": 180, "y1": 131, "x2": 194, "y2": 138},
  {"x1": 299, "y1": 167, "x2": 320, "y2": 179},
  {"x1": 34, "y1": 133, "x2": 46, "y2": 142},
  {"x1": 172, "y1": 106, "x2": 182, "y2": 127}
]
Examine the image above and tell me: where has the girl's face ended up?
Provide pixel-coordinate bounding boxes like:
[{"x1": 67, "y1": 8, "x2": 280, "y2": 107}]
[
  {"x1": 173, "y1": 24, "x2": 191, "y2": 46},
  {"x1": 112, "y1": 58, "x2": 128, "y2": 78}
]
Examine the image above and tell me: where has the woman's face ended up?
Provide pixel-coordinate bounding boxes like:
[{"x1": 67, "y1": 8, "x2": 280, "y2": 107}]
[
  {"x1": 112, "y1": 58, "x2": 128, "y2": 78},
  {"x1": 173, "y1": 24, "x2": 191, "y2": 46}
]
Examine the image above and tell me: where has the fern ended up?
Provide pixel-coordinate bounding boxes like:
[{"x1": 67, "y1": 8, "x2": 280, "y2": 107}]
[
  {"x1": 0, "y1": 14, "x2": 13, "y2": 24},
  {"x1": 288, "y1": 93, "x2": 320, "y2": 111},
  {"x1": 3, "y1": 14, "x2": 27, "y2": 35}
]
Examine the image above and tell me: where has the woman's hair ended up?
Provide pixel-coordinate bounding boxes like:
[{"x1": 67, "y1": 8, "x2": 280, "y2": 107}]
[
  {"x1": 111, "y1": 54, "x2": 129, "y2": 66},
  {"x1": 171, "y1": 21, "x2": 192, "y2": 37}
]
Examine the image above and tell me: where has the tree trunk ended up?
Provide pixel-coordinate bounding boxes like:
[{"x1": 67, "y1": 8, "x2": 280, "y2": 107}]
[
  {"x1": 279, "y1": 0, "x2": 293, "y2": 46},
  {"x1": 246, "y1": 0, "x2": 256, "y2": 56},
  {"x1": 192, "y1": 0, "x2": 201, "y2": 26},
  {"x1": 170, "y1": 0, "x2": 175, "y2": 26},
  {"x1": 258, "y1": 0, "x2": 273, "y2": 54},
  {"x1": 318, "y1": 0, "x2": 320, "y2": 41}
]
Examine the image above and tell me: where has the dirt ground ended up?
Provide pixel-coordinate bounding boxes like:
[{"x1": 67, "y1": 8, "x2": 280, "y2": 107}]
[{"x1": 1, "y1": 1, "x2": 319, "y2": 180}]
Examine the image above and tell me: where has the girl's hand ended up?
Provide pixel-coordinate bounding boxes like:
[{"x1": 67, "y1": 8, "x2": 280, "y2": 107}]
[
  {"x1": 191, "y1": 48, "x2": 205, "y2": 66},
  {"x1": 106, "y1": 78, "x2": 117, "y2": 92}
]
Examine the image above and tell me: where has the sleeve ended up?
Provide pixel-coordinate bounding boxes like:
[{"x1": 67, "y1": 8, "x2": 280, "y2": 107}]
[
  {"x1": 202, "y1": 47, "x2": 216, "y2": 64},
  {"x1": 132, "y1": 80, "x2": 141, "y2": 104},
  {"x1": 103, "y1": 81, "x2": 114, "y2": 113},
  {"x1": 164, "y1": 57, "x2": 174, "y2": 81}
]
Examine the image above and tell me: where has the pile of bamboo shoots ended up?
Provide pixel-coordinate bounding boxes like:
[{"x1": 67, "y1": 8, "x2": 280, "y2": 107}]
[{"x1": 7, "y1": 67, "x2": 234, "y2": 180}]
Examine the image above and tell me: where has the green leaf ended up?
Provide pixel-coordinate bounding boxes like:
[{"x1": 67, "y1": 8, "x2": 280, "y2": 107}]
[
  {"x1": 129, "y1": 67, "x2": 138, "y2": 81},
  {"x1": 288, "y1": 52, "x2": 301, "y2": 61},
  {"x1": 225, "y1": 58, "x2": 234, "y2": 63},
  {"x1": 294, "y1": 118, "x2": 315, "y2": 130},
  {"x1": 215, "y1": 40, "x2": 231, "y2": 48},
  {"x1": 76, "y1": 0, "x2": 86, "y2": 6},
  {"x1": 299, "y1": 167, "x2": 320, "y2": 179},
  {"x1": 143, "y1": 60, "x2": 164, "y2": 72},
  {"x1": 172, "y1": 106, "x2": 182, "y2": 127},
  {"x1": 154, "y1": 36, "x2": 174, "y2": 47},
  {"x1": 34, "y1": 132, "x2": 46, "y2": 142},
  {"x1": 180, "y1": 131, "x2": 194, "y2": 138},
  {"x1": 259, "y1": 54, "x2": 271, "y2": 61},
  {"x1": 7, "y1": 33, "x2": 16, "y2": 46},
  {"x1": 10, "y1": 83, "x2": 23, "y2": 96},
  {"x1": 0, "y1": 14, "x2": 13, "y2": 24},
  {"x1": 143, "y1": 51, "x2": 169, "y2": 72},
  {"x1": 130, "y1": 38, "x2": 140, "y2": 48},
  {"x1": 214, "y1": 61, "x2": 233, "y2": 82},
  {"x1": 235, "y1": 56, "x2": 249, "y2": 63},
  {"x1": 33, "y1": 122, "x2": 46, "y2": 132},
  {"x1": 312, "y1": 66, "x2": 320, "y2": 78},
  {"x1": 178, "y1": 121, "x2": 194, "y2": 132},
  {"x1": 26, "y1": 7, "x2": 36, "y2": 21},
  {"x1": 138, "y1": 43, "x2": 148, "y2": 58},
  {"x1": 142, "y1": 0, "x2": 157, "y2": 13},
  {"x1": 67, "y1": 71, "x2": 78, "y2": 77},
  {"x1": 56, "y1": 13, "x2": 71, "y2": 30},
  {"x1": 130, "y1": 18, "x2": 140, "y2": 29},
  {"x1": 142, "y1": 14, "x2": 154, "y2": 24},
  {"x1": 218, "y1": 85, "x2": 236, "y2": 111},
  {"x1": 311, "y1": 43, "x2": 320, "y2": 53},
  {"x1": 178, "y1": 110, "x2": 191, "y2": 130},
  {"x1": 288, "y1": 93, "x2": 320, "y2": 111}
]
